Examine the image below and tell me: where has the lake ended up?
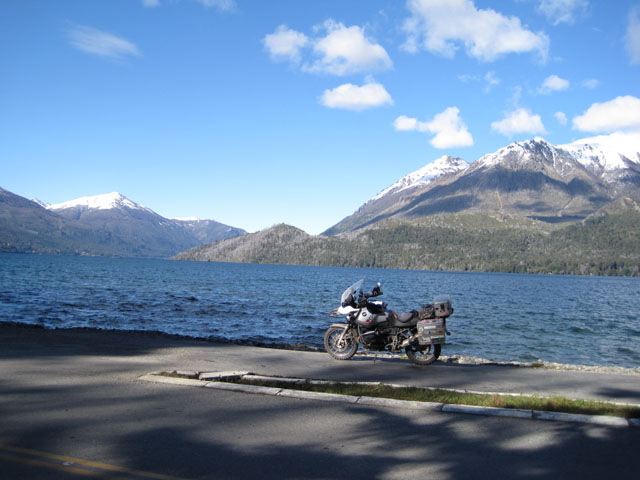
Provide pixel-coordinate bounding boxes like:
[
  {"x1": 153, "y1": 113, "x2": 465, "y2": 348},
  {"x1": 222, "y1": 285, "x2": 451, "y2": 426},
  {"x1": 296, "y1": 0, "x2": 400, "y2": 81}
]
[{"x1": 1, "y1": 253, "x2": 638, "y2": 368}]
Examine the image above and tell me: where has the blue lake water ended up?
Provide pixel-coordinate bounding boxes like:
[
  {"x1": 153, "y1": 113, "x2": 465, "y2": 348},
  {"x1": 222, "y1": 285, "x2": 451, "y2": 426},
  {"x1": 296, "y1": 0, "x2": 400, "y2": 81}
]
[{"x1": 1, "y1": 253, "x2": 639, "y2": 368}]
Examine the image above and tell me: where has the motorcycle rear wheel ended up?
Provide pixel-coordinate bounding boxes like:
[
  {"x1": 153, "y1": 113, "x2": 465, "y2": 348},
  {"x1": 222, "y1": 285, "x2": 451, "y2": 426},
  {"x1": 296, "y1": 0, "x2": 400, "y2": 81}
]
[
  {"x1": 405, "y1": 343, "x2": 441, "y2": 366},
  {"x1": 324, "y1": 326, "x2": 358, "y2": 360}
]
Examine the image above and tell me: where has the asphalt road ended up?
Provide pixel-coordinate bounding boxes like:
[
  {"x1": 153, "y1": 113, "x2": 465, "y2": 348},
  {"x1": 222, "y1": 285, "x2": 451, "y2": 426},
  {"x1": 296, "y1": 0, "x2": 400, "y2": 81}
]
[{"x1": 1, "y1": 325, "x2": 639, "y2": 479}]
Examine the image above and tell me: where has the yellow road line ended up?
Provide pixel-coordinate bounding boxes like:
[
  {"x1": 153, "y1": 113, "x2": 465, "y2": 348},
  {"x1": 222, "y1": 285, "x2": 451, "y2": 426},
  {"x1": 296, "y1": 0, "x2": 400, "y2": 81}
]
[
  {"x1": 0, "y1": 444, "x2": 187, "y2": 480},
  {"x1": 0, "y1": 452, "x2": 106, "y2": 477}
]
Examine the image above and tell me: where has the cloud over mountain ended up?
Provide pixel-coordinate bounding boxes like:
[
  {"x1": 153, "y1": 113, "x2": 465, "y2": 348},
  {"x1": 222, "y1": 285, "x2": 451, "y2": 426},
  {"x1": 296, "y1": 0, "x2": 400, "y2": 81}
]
[
  {"x1": 394, "y1": 107, "x2": 473, "y2": 148},
  {"x1": 572, "y1": 95, "x2": 640, "y2": 133},
  {"x1": 402, "y1": 0, "x2": 549, "y2": 62},
  {"x1": 263, "y1": 20, "x2": 392, "y2": 76},
  {"x1": 320, "y1": 81, "x2": 393, "y2": 111},
  {"x1": 491, "y1": 108, "x2": 546, "y2": 136}
]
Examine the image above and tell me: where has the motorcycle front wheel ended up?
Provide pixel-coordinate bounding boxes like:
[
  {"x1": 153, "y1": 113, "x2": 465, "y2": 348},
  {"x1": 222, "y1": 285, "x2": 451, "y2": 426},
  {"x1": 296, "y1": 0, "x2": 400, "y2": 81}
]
[
  {"x1": 405, "y1": 343, "x2": 441, "y2": 366},
  {"x1": 324, "y1": 326, "x2": 358, "y2": 360}
]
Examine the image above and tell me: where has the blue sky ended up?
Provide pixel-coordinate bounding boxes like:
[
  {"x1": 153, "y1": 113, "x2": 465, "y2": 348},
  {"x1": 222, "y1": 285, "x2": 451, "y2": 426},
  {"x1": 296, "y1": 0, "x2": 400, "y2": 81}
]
[{"x1": 2, "y1": 0, "x2": 639, "y2": 234}]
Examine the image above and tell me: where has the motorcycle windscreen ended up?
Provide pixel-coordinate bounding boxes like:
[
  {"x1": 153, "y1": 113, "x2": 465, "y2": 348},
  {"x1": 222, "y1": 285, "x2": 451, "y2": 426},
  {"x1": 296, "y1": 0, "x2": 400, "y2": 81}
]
[{"x1": 341, "y1": 279, "x2": 364, "y2": 305}]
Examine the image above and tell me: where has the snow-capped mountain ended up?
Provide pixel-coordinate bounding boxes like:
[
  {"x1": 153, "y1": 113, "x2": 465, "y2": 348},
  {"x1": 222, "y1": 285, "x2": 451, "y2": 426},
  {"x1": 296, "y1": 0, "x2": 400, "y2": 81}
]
[
  {"x1": 324, "y1": 134, "x2": 640, "y2": 235},
  {"x1": 561, "y1": 132, "x2": 640, "y2": 169},
  {"x1": 474, "y1": 134, "x2": 640, "y2": 177},
  {"x1": 30, "y1": 198, "x2": 50, "y2": 209},
  {"x1": 372, "y1": 156, "x2": 468, "y2": 201},
  {"x1": 41, "y1": 191, "x2": 245, "y2": 257},
  {"x1": 48, "y1": 192, "x2": 153, "y2": 213}
]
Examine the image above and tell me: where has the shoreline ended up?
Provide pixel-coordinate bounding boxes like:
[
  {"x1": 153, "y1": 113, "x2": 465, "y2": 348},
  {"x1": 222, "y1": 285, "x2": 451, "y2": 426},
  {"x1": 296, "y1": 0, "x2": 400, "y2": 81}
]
[{"x1": 3, "y1": 321, "x2": 639, "y2": 376}]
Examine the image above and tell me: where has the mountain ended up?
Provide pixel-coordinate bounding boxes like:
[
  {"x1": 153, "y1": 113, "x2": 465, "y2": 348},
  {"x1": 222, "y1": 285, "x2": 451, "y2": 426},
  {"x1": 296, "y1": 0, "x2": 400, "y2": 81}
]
[
  {"x1": 323, "y1": 136, "x2": 640, "y2": 235},
  {"x1": 174, "y1": 134, "x2": 640, "y2": 276},
  {"x1": 46, "y1": 192, "x2": 198, "y2": 258},
  {"x1": 323, "y1": 155, "x2": 469, "y2": 236},
  {"x1": 175, "y1": 224, "x2": 321, "y2": 264},
  {"x1": 175, "y1": 198, "x2": 640, "y2": 276},
  {"x1": 1, "y1": 189, "x2": 245, "y2": 258},
  {"x1": 371, "y1": 155, "x2": 469, "y2": 201},
  {"x1": 172, "y1": 218, "x2": 246, "y2": 244},
  {"x1": 0, "y1": 187, "x2": 130, "y2": 256}
]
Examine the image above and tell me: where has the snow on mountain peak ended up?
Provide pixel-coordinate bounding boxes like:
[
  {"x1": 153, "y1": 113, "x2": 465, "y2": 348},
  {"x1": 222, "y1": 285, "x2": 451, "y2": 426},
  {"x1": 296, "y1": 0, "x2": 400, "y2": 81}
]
[
  {"x1": 559, "y1": 132, "x2": 640, "y2": 172},
  {"x1": 372, "y1": 155, "x2": 468, "y2": 201},
  {"x1": 477, "y1": 137, "x2": 554, "y2": 168},
  {"x1": 47, "y1": 192, "x2": 150, "y2": 212},
  {"x1": 30, "y1": 198, "x2": 50, "y2": 209}
]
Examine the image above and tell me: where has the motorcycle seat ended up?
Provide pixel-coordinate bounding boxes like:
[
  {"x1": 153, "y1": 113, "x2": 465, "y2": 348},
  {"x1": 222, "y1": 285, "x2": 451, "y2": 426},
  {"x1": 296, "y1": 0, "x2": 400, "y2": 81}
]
[{"x1": 390, "y1": 311, "x2": 417, "y2": 323}]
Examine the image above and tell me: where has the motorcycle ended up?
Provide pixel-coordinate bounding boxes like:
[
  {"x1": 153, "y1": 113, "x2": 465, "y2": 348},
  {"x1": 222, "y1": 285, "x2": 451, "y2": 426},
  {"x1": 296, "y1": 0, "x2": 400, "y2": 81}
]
[{"x1": 325, "y1": 280, "x2": 453, "y2": 366}]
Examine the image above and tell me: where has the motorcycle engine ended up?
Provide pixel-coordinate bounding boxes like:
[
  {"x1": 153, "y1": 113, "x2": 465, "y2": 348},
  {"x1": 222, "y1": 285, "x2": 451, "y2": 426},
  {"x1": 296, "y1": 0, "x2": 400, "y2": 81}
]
[{"x1": 360, "y1": 330, "x2": 386, "y2": 351}]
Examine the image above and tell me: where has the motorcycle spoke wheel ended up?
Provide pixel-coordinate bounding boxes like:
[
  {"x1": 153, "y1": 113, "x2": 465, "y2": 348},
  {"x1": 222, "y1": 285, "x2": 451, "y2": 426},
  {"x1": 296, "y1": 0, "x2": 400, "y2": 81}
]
[
  {"x1": 324, "y1": 326, "x2": 357, "y2": 360},
  {"x1": 405, "y1": 343, "x2": 441, "y2": 366}
]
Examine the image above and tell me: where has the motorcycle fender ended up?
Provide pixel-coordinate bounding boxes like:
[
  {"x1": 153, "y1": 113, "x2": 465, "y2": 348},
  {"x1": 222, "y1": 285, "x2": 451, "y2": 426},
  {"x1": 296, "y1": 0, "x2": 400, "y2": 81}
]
[{"x1": 329, "y1": 323, "x2": 349, "y2": 330}]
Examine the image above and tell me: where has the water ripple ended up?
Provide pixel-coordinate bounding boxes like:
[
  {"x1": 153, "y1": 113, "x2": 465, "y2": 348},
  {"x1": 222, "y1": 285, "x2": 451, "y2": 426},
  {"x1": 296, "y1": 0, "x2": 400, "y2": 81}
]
[{"x1": 0, "y1": 254, "x2": 639, "y2": 367}]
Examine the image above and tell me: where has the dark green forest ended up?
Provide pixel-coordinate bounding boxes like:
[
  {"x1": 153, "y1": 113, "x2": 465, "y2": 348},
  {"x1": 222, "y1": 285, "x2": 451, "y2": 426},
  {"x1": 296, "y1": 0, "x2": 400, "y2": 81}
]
[{"x1": 176, "y1": 209, "x2": 640, "y2": 277}]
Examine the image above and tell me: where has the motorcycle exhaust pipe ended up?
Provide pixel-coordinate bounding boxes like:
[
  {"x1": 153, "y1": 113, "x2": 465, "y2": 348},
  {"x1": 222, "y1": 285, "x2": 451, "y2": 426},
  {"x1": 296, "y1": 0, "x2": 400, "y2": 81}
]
[{"x1": 401, "y1": 336, "x2": 418, "y2": 348}]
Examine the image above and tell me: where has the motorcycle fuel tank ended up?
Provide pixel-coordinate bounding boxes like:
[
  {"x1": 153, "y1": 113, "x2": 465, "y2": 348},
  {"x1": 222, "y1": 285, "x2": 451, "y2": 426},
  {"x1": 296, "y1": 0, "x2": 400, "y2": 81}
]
[{"x1": 355, "y1": 309, "x2": 389, "y2": 328}]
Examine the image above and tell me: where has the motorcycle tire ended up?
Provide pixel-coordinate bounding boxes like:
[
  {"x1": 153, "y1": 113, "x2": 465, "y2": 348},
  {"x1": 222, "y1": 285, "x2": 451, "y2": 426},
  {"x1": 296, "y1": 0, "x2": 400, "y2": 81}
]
[
  {"x1": 405, "y1": 343, "x2": 441, "y2": 366},
  {"x1": 324, "y1": 326, "x2": 358, "y2": 360}
]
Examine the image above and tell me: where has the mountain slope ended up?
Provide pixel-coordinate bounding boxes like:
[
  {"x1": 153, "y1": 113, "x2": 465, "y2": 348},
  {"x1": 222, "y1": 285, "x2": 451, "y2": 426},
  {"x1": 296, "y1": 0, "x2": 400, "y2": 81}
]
[
  {"x1": 175, "y1": 199, "x2": 640, "y2": 277},
  {"x1": 324, "y1": 136, "x2": 640, "y2": 235},
  {"x1": 48, "y1": 192, "x2": 198, "y2": 257},
  {"x1": 1, "y1": 189, "x2": 245, "y2": 258},
  {"x1": 323, "y1": 155, "x2": 469, "y2": 236},
  {"x1": 172, "y1": 218, "x2": 246, "y2": 244},
  {"x1": 0, "y1": 187, "x2": 130, "y2": 255}
]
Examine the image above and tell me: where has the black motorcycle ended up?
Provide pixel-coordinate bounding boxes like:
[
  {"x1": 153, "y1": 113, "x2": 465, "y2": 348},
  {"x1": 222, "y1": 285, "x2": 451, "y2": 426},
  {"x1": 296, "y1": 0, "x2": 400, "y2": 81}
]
[{"x1": 325, "y1": 280, "x2": 453, "y2": 366}]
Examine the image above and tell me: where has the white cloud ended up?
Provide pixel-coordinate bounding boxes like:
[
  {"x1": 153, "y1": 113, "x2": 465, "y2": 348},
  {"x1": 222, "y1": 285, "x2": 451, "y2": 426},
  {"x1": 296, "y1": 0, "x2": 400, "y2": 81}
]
[
  {"x1": 196, "y1": 0, "x2": 236, "y2": 11},
  {"x1": 394, "y1": 107, "x2": 473, "y2": 148},
  {"x1": 538, "y1": 74, "x2": 570, "y2": 94},
  {"x1": 625, "y1": 6, "x2": 640, "y2": 65},
  {"x1": 263, "y1": 25, "x2": 309, "y2": 63},
  {"x1": 320, "y1": 81, "x2": 393, "y2": 111},
  {"x1": 142, "y1": 0, "x2": 235, "y2": 10},
  {"x1": 491, "y1": 108, "x2": 546, "y2": 136},
  {"x1": 263, "y1": 20, "x2": 392, "y2": 76},
  {"x1": 484, "y1": 71, "x2": 501, "y2": 92},
  {"x1": 67, "y1": 26, "x2": 140, "y2": 59},
  {"x1": 536, "y1": 0, "x2": 589, "y2": 26},
  {"x1": 581, "y1": 78, "x2": 600, "y2": 89},
  {"x1": 401, "y1": 0, "x2": 549, "y2": 62},
  {"x1": 305, "y1": 20, "x2": 392, "y2": 75},
  {"x1": 457, "y1": 70, "x2": 500, "y2": 92},
  {"x1": 394, "y1": 115, "x2": 420, "y2": 131},
  {"x1": 555, "y1": 111, "x2": 568, "y2": 125},
  {"x1": 572, "y1": 95, "x2": 640, "y2": 133},
  {"x1": 426, "y1": 107, "x2": 474, "y2": 148},
  {"x1": 509, "y1": 85, "x2": 523, "y2": 108}
]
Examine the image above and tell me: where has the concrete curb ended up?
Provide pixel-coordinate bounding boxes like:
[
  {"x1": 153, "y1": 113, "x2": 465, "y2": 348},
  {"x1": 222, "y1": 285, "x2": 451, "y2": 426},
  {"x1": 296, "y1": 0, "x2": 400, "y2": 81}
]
[
  {"x1": 358, "y1": 396, "x2": 443, "y2": 411},
  {"x1": 532, "y1": 410, "x2": 630, "y2": 427},
  {"x1": 277, "y1": 389, "x2": 360, "y2": 404},
  {"x1": 139, "y1": 373, "x2": 638, "y2": 428},
  {"x1": 443, "y1": 404, "x2": 533, "y2": 419}
]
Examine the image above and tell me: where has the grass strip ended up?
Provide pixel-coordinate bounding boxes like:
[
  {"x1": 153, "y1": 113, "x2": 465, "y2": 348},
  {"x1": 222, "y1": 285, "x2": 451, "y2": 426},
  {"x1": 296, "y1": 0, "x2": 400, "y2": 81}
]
[
  {"x1": 232, "y1": 377, "x2": 640, "y2": 419},
  {"x1": 158, "y1": 371, "x2": 640, "y2": 419}
]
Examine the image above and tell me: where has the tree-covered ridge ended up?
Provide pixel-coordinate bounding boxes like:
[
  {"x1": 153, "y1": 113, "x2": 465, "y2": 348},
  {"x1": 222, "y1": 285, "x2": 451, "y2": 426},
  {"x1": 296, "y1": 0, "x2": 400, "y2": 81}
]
[{"x1": 175, "y1": 201, "x2": 640, "y2": 277}]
